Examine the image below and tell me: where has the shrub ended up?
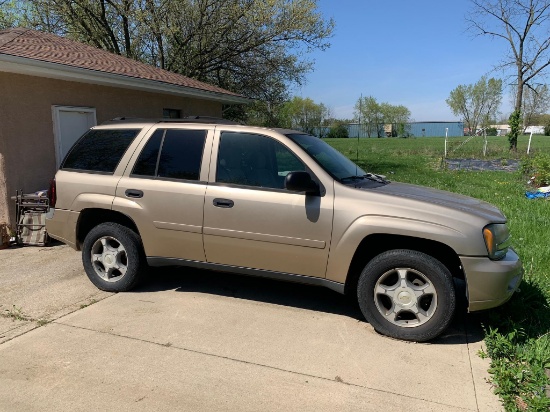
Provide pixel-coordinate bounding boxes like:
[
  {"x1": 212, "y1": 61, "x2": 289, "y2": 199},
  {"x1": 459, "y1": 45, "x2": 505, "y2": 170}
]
[
  {"x1": 509, "y1": 110, "x2": 522, "y2": 150},
  {"x1": 327, "y1": 122, "x2": 349, "y2": 139},
  {"x1": 486, "y1": 127, "x2": 498, "y2": 136},
  {"x1": 522, "y1": 153, "x2": 550, "y2": 186}
]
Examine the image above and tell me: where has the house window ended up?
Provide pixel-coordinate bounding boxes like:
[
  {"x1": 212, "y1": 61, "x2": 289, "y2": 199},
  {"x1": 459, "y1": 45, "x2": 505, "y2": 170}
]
[{"x1": 163, "y1": 108, "x2": 181, "y2": 119}]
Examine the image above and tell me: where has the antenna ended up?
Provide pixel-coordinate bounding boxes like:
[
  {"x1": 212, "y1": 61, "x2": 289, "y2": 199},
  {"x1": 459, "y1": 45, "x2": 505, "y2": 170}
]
[{"x1": 356, "y1": 94, "x2": 362, "y2": 177}]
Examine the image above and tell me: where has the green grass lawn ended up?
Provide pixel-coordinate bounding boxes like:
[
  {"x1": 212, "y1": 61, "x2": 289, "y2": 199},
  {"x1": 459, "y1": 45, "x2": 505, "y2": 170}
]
[{"x1": 325, "y1": 135, "x2": 550, "y2": 411}]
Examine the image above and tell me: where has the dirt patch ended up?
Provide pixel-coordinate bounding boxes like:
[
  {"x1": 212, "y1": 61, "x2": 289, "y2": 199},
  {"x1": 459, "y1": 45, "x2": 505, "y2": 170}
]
[{"x1": 445, "y1": 158, "x2": 520, "y2": 172}]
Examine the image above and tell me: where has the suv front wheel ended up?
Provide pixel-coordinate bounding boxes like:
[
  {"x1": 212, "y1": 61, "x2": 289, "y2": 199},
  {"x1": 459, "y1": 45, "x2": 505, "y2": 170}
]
[
  {"x1": 82, "y1": 222, "x2": 146, "y2": 292},
  {"x1": 357, "y1": 249, "x2": 456, "y2": 342}
]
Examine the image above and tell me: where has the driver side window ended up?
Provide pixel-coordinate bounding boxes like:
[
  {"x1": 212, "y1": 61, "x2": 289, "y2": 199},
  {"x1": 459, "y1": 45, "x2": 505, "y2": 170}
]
[{"x1": 216, "y1": 132, "x2": 305, "y2": 189}]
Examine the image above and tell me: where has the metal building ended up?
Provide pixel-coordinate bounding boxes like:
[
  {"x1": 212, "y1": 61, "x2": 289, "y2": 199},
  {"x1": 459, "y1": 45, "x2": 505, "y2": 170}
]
[
  {"x1": 344, "y1": 122, "x2": 463, "y2": 138},
  {"x1": 408, "y1": 122, "x2": 463, "y2": 137},
  {"x1": 347, "y1": 123, "x2": 385, "y2": 138}
]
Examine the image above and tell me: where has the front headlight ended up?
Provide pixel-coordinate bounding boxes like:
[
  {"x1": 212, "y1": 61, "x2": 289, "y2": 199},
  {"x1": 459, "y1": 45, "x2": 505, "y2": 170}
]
[{"x1": 483, "y1": 224, "x2": 511, "y2": 260}]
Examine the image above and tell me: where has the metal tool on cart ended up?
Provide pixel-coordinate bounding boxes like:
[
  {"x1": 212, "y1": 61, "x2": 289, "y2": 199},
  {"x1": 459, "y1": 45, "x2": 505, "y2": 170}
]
[{"x1": 13, "y1": 190, "x2": 49, "y2": 246}]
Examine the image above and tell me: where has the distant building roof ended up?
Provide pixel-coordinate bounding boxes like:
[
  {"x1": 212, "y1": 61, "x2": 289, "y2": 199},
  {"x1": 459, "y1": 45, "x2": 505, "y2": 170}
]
[
  {"x1": 409, "y1": 121, "x2": 462, "y2": 124},
  {"x1": 0, "y1": 28, "x2": 249, "y2": 104}
]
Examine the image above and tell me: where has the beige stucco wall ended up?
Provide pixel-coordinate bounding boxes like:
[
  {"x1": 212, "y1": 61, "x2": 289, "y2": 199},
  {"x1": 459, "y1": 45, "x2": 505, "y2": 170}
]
[
  {"x1": 0, "y1": 71, "x2": 223, "y2": 227},
  {"x1": 0, "y1": 136, "x2": 7, "y2": 225}
]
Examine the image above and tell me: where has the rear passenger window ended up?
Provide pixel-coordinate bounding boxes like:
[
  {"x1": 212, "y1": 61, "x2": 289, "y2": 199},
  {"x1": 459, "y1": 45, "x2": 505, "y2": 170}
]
[
  {"x1": 132, "y1": 129, "x2": 206, "y2": 181},
  {"x1": 62, "y1": 129, "x2": 140, "y2": 173},
  {"x1": 132, "y1": 130, "x2": 163, "y2": 176}
]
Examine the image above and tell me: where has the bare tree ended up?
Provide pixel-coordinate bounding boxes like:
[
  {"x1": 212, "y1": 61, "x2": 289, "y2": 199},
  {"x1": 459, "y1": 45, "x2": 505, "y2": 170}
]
[
  {"x1": 522, "y1": 84, "x2": 550, "y2": 128},
  {"x1": 446, "y1": 76, "x2": 503, "y2": 135},
  {"x1": 467, "y1": 0, "x2": 550, "y2": 148}
]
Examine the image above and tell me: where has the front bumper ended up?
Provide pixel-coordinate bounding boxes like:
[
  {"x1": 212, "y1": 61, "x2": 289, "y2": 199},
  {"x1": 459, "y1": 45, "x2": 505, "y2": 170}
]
[{"x1": 461, "y1": 248, "x2": 523, "y2": 312}]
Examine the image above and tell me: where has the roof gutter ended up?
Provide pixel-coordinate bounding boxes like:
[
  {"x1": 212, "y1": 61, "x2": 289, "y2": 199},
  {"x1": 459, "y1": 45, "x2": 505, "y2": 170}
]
[{"x1": 0, "y1": 53, "x2": 251, "y2": 105}]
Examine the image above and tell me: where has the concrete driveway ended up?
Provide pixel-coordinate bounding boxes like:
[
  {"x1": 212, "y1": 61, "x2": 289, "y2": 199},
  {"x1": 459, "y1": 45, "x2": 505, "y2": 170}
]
[{"x1": 0, "y1": 243, "x2": 503, "y2": 411}]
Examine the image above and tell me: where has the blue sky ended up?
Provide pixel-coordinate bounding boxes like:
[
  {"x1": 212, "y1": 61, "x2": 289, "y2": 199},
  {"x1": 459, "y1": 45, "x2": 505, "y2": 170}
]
[{"x1": 297, "y1": 0, "x2": 513, "y2": 121}]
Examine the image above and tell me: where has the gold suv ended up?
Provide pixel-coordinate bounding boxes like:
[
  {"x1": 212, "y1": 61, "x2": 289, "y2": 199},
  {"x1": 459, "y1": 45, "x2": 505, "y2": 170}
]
[{"x1": 46, "y1": 117, "x2": 523, "y2": 341}]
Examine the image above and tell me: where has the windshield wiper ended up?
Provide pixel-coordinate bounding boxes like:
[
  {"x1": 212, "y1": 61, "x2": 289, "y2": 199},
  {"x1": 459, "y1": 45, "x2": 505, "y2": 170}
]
[
  {"x1": 340, "y1": 175, "x2": 365, "y2": 182},
  {"x1": 340, "y1": 174, "x2": 389, "y2": 185},
  {"x1": 363, "y1": 173, "x2": 389, "y2": 184}
]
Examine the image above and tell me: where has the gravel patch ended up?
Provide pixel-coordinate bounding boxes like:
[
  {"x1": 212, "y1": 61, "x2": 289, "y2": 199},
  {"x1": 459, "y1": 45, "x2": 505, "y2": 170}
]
[{"x1": 445, "y1": 158, "x2": 520, "y2": 172}]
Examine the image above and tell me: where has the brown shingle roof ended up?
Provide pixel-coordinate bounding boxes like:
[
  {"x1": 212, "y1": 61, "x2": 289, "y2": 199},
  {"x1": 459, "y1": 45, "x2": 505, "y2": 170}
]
[{"x1": 0, "y1": 28, "x2": 244, "y2": 99}]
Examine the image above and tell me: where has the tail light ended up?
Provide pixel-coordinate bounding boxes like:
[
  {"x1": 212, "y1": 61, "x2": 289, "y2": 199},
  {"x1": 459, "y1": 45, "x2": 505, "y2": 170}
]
[{"x1": 48, "y1": 178, "x2": 57, "y2": 208}]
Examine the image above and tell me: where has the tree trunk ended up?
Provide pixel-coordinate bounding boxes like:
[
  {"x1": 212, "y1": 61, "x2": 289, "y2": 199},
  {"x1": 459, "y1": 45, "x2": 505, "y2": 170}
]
[{"x1": 509, "y1": 69, "x2": 524, "y2": 151}]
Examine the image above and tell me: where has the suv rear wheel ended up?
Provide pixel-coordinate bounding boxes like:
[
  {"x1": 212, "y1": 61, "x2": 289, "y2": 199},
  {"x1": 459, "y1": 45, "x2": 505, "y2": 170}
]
[
  {"x1": 357, "y1": 249, "x2": 456, "y2": 341},
  {"x1": 82, "y1": 222, "x2": 146, "y2": 292}
]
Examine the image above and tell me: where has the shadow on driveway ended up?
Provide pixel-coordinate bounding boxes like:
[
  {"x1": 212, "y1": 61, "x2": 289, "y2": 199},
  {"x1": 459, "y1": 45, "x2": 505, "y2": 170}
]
[{"x1": 134, "y1": 266, "x2": 483, "y2": 345}]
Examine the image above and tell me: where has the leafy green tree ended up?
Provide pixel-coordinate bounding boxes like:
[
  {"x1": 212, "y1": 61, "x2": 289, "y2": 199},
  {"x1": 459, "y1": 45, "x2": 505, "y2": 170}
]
[
  {"x1": 530, "y1": 112, "x2": 550, "y2": 126},
  {"x1": 281, "y1": 96, "x2": 330, "y2": 135},
  {"x1": 446, "y1": 76, "x2": 502, "y2": 136},
  {"x1": 354, "y1": 96, "x2": 411, "y2": 137},
  {"x1": 354, "y1": 96, "x2": 383, "y2": 137},
  {"x1": 534, "y1": 113, "x2": 550, "y2": 135},
  {"x1": 467, "y1": 0, "x2": 550, "y2": 149},
  {"x1": 12, "y1": 0, "x2": 334, "y2": 121},
  {"x1": 0, "y1": 0, "x2": 19, "y2": 29},
  {"x1": 380, "y1": 103, "x2": 411, "y2": 137}
]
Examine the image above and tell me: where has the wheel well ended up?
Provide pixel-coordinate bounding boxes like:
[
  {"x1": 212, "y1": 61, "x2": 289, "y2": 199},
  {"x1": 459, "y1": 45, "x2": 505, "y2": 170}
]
[
  {"x1": 76, "y1": 209, "x2": 140, "y2": 249},
  {"x1": 344, "y1": 234, "x2": 464, "y2": 297}
]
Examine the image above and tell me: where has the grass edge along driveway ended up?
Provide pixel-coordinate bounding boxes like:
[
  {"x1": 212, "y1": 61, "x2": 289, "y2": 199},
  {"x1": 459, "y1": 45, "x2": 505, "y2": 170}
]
[{"x1": 325, "y1": 135, "x2": 550, "y2": 412}]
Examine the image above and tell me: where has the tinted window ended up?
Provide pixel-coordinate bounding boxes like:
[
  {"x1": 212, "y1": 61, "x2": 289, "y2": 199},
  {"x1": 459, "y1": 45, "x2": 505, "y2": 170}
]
[
  {"x1": 217, "y1": 132, "x2": 305, "y2": 189},
  {"x1": 157, "y1": 129, "x2": 206, "y2": 180},
  {"x1": 62, "y1": 129, "x2": 139, "y2": 173},
  {"x1": 286, "y1": 133, "x2": 366, "y2": 181},
  {"x1": 275, "y1": 145, "x2": 304, "y2": 175},
  {"x1": 132, "y1": 129, "x2": 164, "y2": 176}
]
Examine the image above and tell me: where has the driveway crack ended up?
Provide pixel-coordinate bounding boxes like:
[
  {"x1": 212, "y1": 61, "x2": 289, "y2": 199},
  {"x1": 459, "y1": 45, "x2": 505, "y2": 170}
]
[{"x1": 54, "y1": 320, "x2": 476, "y2": 411}]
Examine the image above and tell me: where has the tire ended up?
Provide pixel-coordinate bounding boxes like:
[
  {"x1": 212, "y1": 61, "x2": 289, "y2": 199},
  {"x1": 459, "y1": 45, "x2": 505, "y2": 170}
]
[
  {"x1": 357, "y1": 249, "x2": 456, "y2": 342},
  {"x1": 82, "y1": 222, "x2": 146, "y2": 292}
]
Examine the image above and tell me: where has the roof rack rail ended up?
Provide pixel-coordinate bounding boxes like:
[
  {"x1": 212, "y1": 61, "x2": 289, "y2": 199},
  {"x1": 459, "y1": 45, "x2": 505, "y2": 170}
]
[
  {"x1": 177, "y1": 116, "x2": 239, "y2": 124},
  {"x1": 103, "y1": 116, "x2": 239, "y2": 125}
]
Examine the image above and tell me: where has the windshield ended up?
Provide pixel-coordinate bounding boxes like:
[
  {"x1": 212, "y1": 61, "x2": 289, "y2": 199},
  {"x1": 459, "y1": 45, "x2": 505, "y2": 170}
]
[{"x1": 286, "y1": 133, "x2": 367, "y2": 181}]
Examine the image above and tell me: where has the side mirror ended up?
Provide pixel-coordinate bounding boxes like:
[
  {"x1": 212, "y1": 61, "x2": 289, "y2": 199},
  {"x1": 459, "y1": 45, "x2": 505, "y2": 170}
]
[{"x1": 285, "y1": 171, "x2": 319, "y2": 195}]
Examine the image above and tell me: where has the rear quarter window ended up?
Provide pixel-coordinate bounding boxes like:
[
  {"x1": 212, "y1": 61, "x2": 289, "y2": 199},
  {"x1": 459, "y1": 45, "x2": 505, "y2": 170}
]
[{"x1": 62, "y1": 129, "x2": 140, "y2": 173}]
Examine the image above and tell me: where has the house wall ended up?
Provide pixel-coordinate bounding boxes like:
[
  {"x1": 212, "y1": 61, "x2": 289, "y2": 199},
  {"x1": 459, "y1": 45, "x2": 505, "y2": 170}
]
[
  {"x1": 0, "y1": 139, "x2": 7, "y2": 225},
  {"x1": 0, "y1": 72, "x2": 223, "y2": 226}
]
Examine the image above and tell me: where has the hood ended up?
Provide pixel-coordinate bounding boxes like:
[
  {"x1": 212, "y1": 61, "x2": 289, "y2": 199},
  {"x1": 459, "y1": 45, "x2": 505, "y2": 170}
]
[{"x1": 367, "y1": 182, "x2": 506, "y2": 222}]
